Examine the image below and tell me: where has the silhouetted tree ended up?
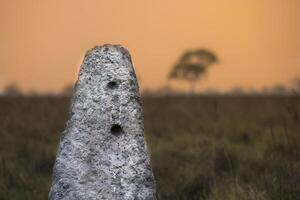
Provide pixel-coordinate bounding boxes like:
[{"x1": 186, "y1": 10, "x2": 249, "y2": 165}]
[
  {"x1": 3, "y1": 83, "x2": 22, "y2": 96},
  {"x1": 169, "y1": 49, "x2": 218, "y2": 94}
]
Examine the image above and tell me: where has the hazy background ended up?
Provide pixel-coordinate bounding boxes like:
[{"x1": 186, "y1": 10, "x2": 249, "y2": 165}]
[
  {"x1": 1, "y1": 0, "x2": 300, "y2": 94},
  {"x1": 1, "y1": 1, "x2": 300, "y2": 199}
]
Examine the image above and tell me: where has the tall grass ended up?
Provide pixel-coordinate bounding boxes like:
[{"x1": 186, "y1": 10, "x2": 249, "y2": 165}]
[{"x1": 0, "y1": 95, "x2": 299, "y2": 199}]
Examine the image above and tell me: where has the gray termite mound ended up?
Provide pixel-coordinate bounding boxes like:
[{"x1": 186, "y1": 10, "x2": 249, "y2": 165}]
[{"x1": 49, "y1": 44, "x2": 156, "y2": 200}]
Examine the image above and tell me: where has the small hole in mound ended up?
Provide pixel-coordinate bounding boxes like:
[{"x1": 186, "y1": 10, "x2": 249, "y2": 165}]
[
  {"x1": 107, "y1": 81, "x2": 118, "y2": 89},
  {"x1": 111, "y1": 124, "x2": 123, "y2": 136}
]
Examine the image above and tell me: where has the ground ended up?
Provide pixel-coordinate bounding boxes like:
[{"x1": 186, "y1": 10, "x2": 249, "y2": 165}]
[{"x1": 0, "y1": 95, "x2": 299, "y2": 200}]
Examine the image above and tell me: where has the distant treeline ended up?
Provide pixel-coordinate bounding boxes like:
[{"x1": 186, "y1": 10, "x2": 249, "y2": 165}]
[
  {"x1": 1, "y1": 78, "x2": 300, "y2": 97},
  {"x1": 142, "y1": 79, "x2": 300, "y2": 96}
]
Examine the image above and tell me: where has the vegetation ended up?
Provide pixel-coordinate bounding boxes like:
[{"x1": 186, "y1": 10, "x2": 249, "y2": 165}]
[
  {"x1": 2, "y1": 83, "x2": 22, "y2": 96},
  {"x1": 0, "y1": 95, "x2": 299, "y2": 199},
  {"x1": 169, "y1": 49, "x2": 218, "y2": 93}
]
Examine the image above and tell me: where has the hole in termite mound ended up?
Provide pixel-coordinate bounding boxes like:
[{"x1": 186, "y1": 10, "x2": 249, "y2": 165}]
[
  {"x1": 110, "y1": 124, "x2": 123, "y2": 136},
  {"x1": 107, "y1": 81, "x2": 118, "y2": 89}
]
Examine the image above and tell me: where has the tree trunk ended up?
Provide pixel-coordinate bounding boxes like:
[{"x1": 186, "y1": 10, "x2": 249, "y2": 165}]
[{"x1": 190, "y1": 80, "x2": 196, "y2": 95}]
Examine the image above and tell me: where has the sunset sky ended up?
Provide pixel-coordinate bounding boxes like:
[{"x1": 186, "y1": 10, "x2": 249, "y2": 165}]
[{"x1": 1, "y1": 0, "x2": 300, "y2": 93}]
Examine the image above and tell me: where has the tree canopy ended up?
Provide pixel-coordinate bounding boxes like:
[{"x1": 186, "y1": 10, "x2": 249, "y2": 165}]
[{"x1": 169, "y1": 49, "x2": 218, "y2": 93}]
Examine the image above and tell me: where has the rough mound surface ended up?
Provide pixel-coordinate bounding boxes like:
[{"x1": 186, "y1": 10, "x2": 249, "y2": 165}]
[{"x1": 49, "y1": 44, "x2": 156, "y2": 200}]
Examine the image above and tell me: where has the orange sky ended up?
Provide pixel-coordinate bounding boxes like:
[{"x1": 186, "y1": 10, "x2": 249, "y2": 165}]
[{"x1": 1, "y1": 0, "x2": 300, "y2": 93}]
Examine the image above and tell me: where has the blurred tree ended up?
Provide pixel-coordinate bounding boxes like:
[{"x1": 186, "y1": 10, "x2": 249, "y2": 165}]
[
  {"x1": 248, "y1": 88, "x2": 259, "y2": 95},
  {"x1": 202, "y1": 88, "x2": 221, "y2": 95},
  {"x1": 3, "y1": 83, "x2": 22, "y2": 96},
  {"x1": 169, "y1": 49, "x2": 218, "y2": 94},
  {"x1": 155, "y1": 85, "x2": 175, "y2": 96},
  {"x1": 229, "y1": 86, "x2": 246, "y2": 95},
  {"x1": 61, "y1": 84, "x2": 74, "y2": 96},
  {"x1": 262, "y1": 85, "x2": 289, "y2": 95},
  {"x1": 270, "y1": 85, "x2": 289, "y2": 95},
  {"x1": 291, "y1": 77, "x2": 300, "y2": 93},
  {"x1": 28, "y1": 90, "x2": 39, "y2": 96}
]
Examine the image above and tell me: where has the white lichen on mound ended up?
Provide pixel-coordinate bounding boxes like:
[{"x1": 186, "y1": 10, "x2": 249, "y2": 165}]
[{"x1": 49, "y1": 44, "x2": 156, "y2": 200}]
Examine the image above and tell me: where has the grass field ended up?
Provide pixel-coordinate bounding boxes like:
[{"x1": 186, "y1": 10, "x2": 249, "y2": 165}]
[{"x1": 0, "y1": 95, "x2": 299, "y2": 200}]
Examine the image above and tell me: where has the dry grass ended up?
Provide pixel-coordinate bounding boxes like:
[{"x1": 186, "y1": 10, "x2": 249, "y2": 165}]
[{"x1": 0, "y1": 95, "x2": 299, "y2": 199}]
